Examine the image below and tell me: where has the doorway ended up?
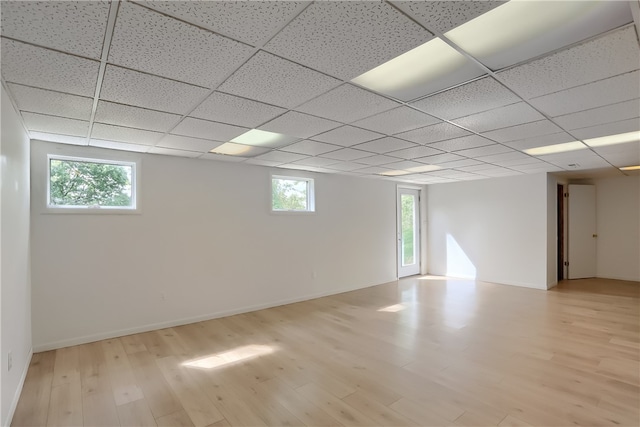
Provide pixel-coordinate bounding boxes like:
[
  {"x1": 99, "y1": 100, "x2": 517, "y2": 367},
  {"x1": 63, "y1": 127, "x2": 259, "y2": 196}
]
[
  {"x1": 397, "y1": 187, "x2": 421, "y2": 277},
  {"x1": 557, "y1": 184, "x2": 564, "y2": 281}
]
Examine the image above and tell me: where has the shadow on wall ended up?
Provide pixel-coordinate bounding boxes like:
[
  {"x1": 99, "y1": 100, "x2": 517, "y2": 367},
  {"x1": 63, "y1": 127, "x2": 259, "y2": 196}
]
[{"x1": 446, "y1": 234, "x2": 477, "y2": 279}]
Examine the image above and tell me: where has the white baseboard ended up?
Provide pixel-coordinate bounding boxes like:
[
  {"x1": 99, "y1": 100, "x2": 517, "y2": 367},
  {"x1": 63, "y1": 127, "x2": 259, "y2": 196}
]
[{"x1": 4, "y1": 348, "x2": 32, "y2": 427}]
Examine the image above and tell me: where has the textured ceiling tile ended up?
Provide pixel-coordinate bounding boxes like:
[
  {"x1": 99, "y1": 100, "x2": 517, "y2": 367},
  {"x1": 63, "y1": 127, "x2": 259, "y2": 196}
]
[
  {"x1": 351, "y1": 166, "x2": 393, "y2": 175},
  {"x1": 417, "y1": 153, "x2": 465, "y2": 164},
  {"x1": 382, "y1": 160, "x2": 424, "y2": 170},
  {"x1": 553, "y1": 99, "x2": 640, "y2": 130},
  {"x1": 296, "y1": 84, "x2": 400, "y2": 123},
  {"x1": 245, "y1": 158, "x2": 282, "y2": 167},
  {"x1": 571, "y1": 118, "x2": 640, "y2": 141},
  {"x1": 89, "y1": 140, "x2": 151, "y2": 153},
  {"x1": 498, "y1": 26, "x2": 640, "y2": 99},
  {"x1": 437, "y1": 158, "x2": 484, "y2": 168},
  {"x1": 505, "y1": 132, "x2": 576, "y2": 151},
  {"x1": 254, "y1": 151, "x2": 309, "y2": 164},
  {"x1": 412, "y1": 77, "x2": 520, "y2": 120},
  {"x1": 1, "y1": 0, "x2": 110, "y2": 59},
  {"x1": 138, "y1": 0, "x2": 307, "y2": 46},
  {"x1": 172, "y1": 118, "x2": 247, "y2": 141},
  {"x1": 313, "y1": 126, "x2": 384, "y2": 147},
  {"x1": 457, "y1": 162, "x2": 500, "y2": 172},
  {"x1": 100, "y1": 65, "x2": 209, "y2": 114},
  {"x1": 477, "y1": 151, "x2": 532, "y2": 164},
  {"x1": 429, "y1": 135, "x2": 494, "y2": 152},
  {"x1": 482, "y1": 120, "x2": 564, "y2": 143},
  {"x1": 218, "y1": 51, "x2": 341, "y2": 109},
  {"x1": 148, "y1": 146, "x2": 202, "y2": 158},
  {"x1": 290, "y1": 157, "x2": 342, "y2": 167},
  {"x1": 352, "y1": 106, "x2": 440, "y2": 135},
  {"x1": 528, "y1": 71, "x2": 640, "y2": 117},
  {"x1": 594, "y1": 144, "x2": 640, "y2": 167},
  {"x1": 30, "y1": 132, "x2": 88, "y2": 146},
  {"x1": 8, "y1": 83, "x2": 93, "y2": 121},
  {"x1": 355, "y1": 154, "x2": 402, "y2": 166},
  {"x1": 157, "y1": 135, "x2": 223, "y2": 152},
  {"x1": 390, "y1": 1, "x2": 506, "y2": 34},
  {"x1": 452, "y1": 102, "x2": 544, "y2": 133},
  {"x1": 395, "y1": 122, "x2": 471, "y2": 144},
  {"x1": 320, "y1": 148, "x2": 374, "y2": 161},
  {"x1": 353, "y1": 137, "x2": 417, "y2": 154},
  {"x1": 109, "y1": 2, "x2": 252, "y2": 88},
  {"x1": 539, "y1": 150, "x2": 611, "y2": 169},
  {"x1": 326, "y1": 161, "x2": 372, "y2": 172},
  {"x1": 265, "y1": 1, "x2": 432, "y2": 80},
  {"x1": 280, "y1": 140, "x2": 341, "y2": 156},
  {"x1": 1, "y1": 39, "x2": 99, "y2": 97},
  {"x1": 259, "y1": 111, "x2": 341, "y2": 139},
  {"x1": 385, "y1": 145, "x2": 443, "y2": 159},
  {"x1": 22, "y1": 112, "x2": 89, "y2": 137},
  {"x1": 192, "y1": 92, "x2": 286, "y2": 128},
  {"x1": 453, "y1": 144, "x2": 514, "y2": 158},
  {"x1": 95, "y1": 101, "x2": 181, "y2": 132},
  {"x1": 91, "y1": 123, "x2": 164, "y2": 145}
]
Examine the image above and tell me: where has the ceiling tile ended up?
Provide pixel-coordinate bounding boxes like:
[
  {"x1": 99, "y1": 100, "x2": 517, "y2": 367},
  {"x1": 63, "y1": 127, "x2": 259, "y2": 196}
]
[
  {"x1": 352, "y1": 106, "x2": 440, "y2": 135},
  {"x1": 138, "y1": 0, "x2": 307, "y2": 46},
  {"x1": 452, "y1": 102, "x2": 544, "y2": 133},
  {"x1": 437, "y1": 158, "x2": 484, "y2": 168},
  {"x1": 172, "y1": 118, "x2": 247, "y2": 141},
  {"x1": 396, "y1": 122, "x2": 471, "y2": 144},
  {"x1": 30, "y1": 132, "x2": 87, "y2": 146},
  {"x1": 157, "y1": 135, "x2": 223, "y2": 152},
  {"x1": 476, "y1": 168, "x2": 523, "y2": 177},
  {"x1": 8, "y1": 83, "x2": 93, "y2": 121},
  {"x1": 290, "y1": 157, "x2": 341, "y2": 168},
  {"x1": 254, "y1": 151, "x2": 309, "y2": 164},
  {"x1": 148, "y1": 146, "x2": 202, "y2": 158},
  {"x1": 313, "y1": 126, "x2": 384, "y2": 147},
  {"x1": 89, "y1": 140, "x2": 150, "y2": 153},
  {"x1": 482, "y1": 120, "x2": 564, "y2": 143},
  {"x1": 218, "y1": 51, "x2": 341, "y2": 109},
  {"x1": 95, "y1": 101, "x2": 181, "y2": 132},
  {"x1": 385, "y1": 145, "x2": 443, "y2": 159},
  {"x1": 538, "y1": 150, "x2": 611, "y2": 169},
  {"x1": 22, "y1": 112, "x2": 89, "y2": 137},
  {"x1": 382, "y1": 160, "x2": 424, "y2": 170},
  {"x1": 245, "y1": 158, "x2": 282, "y2": 167},
  {"x1": 412, "y1": 77, "x2": 520, "y2": 120},
  {"x1": 109, "y1": 2, "x2": 252, "y2": 88},
  {"x1": 265, "y1": 1, "x2": 432, "y2": 80},
  {"x1": 280, "y1": 140, "x2": 340, "y2": 156},
  {"x1": 192, "y1": 92, "x2": 286, "y2": 128},
  {"x1": 528, "y1": 71, "x2": 640, "y2": 117},
  {"x1": 495, "y1": 157, "x2": 543, "y2": 167},
  {"x1": 199, "y1": 153, "x2": 247, "y2": 163},
  {"x1": 416, "y1": 153, "x2": 465, "y2": 164},
  {"x1": 505, "y1": 132, "x2": 576, "y2": 151},
  {"x1": 296, "y1": 84, "x2": 400, "y2": 123},
  {"x1": 429, "y1": 135, "x2": 494, "y2": 152},
  {"x1": 259, "y1": 111, "x2": 341, "y2": 139},
  {"x1": 355, "y1": 154, "x2": 402, "y2": 166},
  {"x1": 553, "y1": 99, "x2": 640, "y2": 131},
  {"x1": 352, "y1": 166, "x2": 393, "y2": 175},
  {"x1": 497, "y1": 26, "x2": 640, "y2": 99},
  {"x1": 391, "y1": 1, "x2": 506, "y2": 34},
  {"x1": 326, "y1": 161, "x2": 372, "y2": 172},
  {"x1": 1, "y1": 39, "x2": 99, "y2": 97},
  {"x1": 353, "y1": 137, "x2": 417, "y2": 154},
  {"x1": 91, "y1": 123, "x2": 164, "y2": 145},
  {"x1": 320, "y1": 148, "x2": 374, "y2": 161},
  {"x1": 592, "y1": 142, "x2": 640, "y2": 167},
  {"x1": 457, "y1": 163, "x2": 500, "y2": 172},
  {"x1": 100, "y1": 65, "x2": 209, "y2": 114},
  {"x1": 570, "y1": 118, "x2": 640, "y2": 141},
  {"x1": 453, "y1": 144, "x2": 514, "y2": 158},
  {"x1": 477, "y1": 151, "x2": 533, "y2": 164},
  {"x1": 0, "y1": 0, "x2": 110, "y2": 59},
  {"x1": 511, "y1": 164, "x2": 564, "y2": 173}
]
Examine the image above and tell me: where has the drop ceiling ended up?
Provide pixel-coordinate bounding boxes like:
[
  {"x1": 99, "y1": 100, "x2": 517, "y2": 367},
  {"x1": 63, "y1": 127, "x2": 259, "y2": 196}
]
[{"x1": 1, "y1": 0, "x2": 639, "y2": 185}]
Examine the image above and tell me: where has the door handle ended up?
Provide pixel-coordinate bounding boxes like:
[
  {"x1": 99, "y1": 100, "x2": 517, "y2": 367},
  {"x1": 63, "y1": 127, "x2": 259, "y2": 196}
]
[{"x1": 592, "y1": 234, "x2": 598, "y2": 238}]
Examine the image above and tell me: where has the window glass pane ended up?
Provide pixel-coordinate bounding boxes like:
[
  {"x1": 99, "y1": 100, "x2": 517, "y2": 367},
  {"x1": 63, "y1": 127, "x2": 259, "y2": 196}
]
[
  {"x1": 401, "y1": 194, "x2": 415, "y2": 266},
  {"x1": 272, "y1": 177, "x2": 310, "y2": 211},
  {"x1": 49, "y1": 158, "x2": 134, "y2": 208}
]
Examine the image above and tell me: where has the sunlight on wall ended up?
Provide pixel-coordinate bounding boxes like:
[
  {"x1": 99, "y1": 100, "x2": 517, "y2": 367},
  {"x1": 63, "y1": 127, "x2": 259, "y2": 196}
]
[
  {"x1": 446, "y1": 234, "x2": 477, "y2": 279},
  {"x1": 182, "y1": 344, "x2": 276, "y2": 370}
]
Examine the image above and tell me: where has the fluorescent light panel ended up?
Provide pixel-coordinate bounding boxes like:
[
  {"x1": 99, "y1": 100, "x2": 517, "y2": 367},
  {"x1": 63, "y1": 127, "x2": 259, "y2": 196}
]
[
  {"x1": 445, "y1": 0, "x2": 632, "y2": 70},
  {"x1": 583, "y1": 131, "x2": 640, "y2": 147},
  {"x1": 620, "y1": 165, "x2": 640, "y2": 171},
  {"x1": 231, "y1": 129, "x2": 299, "y2": 148},
  {"x1": 523, "y1": 141, "x2": 587, "y2": 156},
  {"x1": 210, "y1": 142, "x2": 269, "y2": 157}
]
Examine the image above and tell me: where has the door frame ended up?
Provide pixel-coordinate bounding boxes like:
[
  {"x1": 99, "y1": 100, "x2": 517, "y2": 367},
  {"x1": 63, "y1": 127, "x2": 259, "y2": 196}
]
[{"x1": 397, "y1": 185, "x2": 422, "y2": 278}]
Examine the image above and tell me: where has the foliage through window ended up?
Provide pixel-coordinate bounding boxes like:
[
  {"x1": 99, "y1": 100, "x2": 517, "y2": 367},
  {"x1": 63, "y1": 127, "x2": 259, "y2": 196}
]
[
  {"x1": 48, "y1": 156, "x2": 136, "y2": 209},
  {"x1": 272, "y1": 176, "x2": 315, "y2": 212}
]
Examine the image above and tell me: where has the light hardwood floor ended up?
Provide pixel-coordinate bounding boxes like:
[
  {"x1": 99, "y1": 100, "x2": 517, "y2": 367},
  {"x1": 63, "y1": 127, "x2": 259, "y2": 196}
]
[{"x1": 12, "y1": 277, "x2": 640, "y2": 427}]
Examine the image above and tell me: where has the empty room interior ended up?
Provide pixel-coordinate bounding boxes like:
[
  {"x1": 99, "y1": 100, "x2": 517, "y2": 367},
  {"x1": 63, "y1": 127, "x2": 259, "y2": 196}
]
[{"x1": 2, "y1": 0, "x2": 640, "y2": 426}]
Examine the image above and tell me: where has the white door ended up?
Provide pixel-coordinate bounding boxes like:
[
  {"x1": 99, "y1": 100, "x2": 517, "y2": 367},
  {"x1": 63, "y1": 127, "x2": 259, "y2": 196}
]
[
  {"x1": 398, "y1": 188, "x2": 421, "y2": 277},
  {"x1": 568, "y1": 184, "x2": 597, "y2": 279}
]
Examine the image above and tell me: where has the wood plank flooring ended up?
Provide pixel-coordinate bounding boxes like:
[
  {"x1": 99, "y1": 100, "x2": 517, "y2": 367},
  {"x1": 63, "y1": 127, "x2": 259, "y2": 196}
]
[{"x1": 12, "y1": 277, "x2": 640, "y2": 426}]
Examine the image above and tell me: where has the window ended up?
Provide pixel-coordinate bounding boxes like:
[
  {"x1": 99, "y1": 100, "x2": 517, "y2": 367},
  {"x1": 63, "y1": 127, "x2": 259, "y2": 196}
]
[
  {"x1": 48, "y1": 155, "x2": 137, "y2": 210},
  {"x1": 271, "y1": 175, "x2": 315, "y2": 212}
]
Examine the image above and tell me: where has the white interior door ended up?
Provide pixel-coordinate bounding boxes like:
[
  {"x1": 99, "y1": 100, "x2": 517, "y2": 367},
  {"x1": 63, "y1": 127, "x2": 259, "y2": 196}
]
[
  {"x1": 568, "y1": 184, "x2": 597, "y2": 279},
  {"x1": 398, "y1": 188, "x2": 421, "y2": 277}
]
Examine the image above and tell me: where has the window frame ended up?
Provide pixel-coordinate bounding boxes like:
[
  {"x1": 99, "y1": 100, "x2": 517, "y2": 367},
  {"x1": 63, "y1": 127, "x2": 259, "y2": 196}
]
[
  {"x1": 270, "y1": 174, "x2": 316, "y2": 214},
  {"x1": 46, "y1": 154, "x2": 140, "y2": 213}
]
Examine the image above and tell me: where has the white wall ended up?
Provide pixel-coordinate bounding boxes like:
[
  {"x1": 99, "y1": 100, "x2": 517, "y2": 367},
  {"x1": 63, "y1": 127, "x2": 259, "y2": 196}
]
[
  {"x1": 1, "y1": 86, "x2": 32, "y2": 425},
  {"x1": 427, "y1": 173, "x2": 550, "y2": 289},
  {"x1": 30, "y1": 141, "x2": 398, "y2": 351},
  {"x1": 594, "y1": 175, "x2": 640, "y2": 281}
]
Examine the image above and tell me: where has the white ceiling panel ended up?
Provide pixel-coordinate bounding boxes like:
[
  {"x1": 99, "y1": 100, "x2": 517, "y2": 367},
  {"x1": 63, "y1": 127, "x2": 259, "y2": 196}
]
[
  {"x1": 385, "y1": 145, "x2": 443, "y2": 159},
  {"x1": 95, "y1": 101, "x2": 181, "y2": 132},
  {"x1": 1, "y1": 39, "x2": 99, "y2": 97},
  {"x1": 391, "y1": 1, "x2": 506, "y2": 34},
  {"x1": 290, "y1": 157, "x2": 341, "y2": 168},
  {"x1": 0, "y1": 0, "x2": 110, "y2": 59},
  {"x1": 382, "y1": 160, "x2": 425, "y2": 170},
  {"x1": 451, "y1": 144, "x2": 513, "y2": 158},
  {"x1": 416, "y1": 153, "x2": 465, "y2": 164},
  {"x1": 495, "y1": 157, "x2": 544, "y2": 167},
  {"x1": 199, "y1": 153, "x2": 247, "y2": 163},
  {"x1": 539, "y1": 150, "x2": 611, "y2": 169},
  {"x1": 171, "y1": 118, "x2": 247, "y2": 141},
  {"x1": 245, "y1": 158, "x2": 282, "y2": 167},
  {"x1": 528, "y1": 71, "x2": 640, "y2": 118},
  {"x1": 100, "y1": 65, "x2": 209, "y2": 114},
  {"x1": 138, "y1": 0, "x2": 307, "y2": 46},
  {"x1": 505, "y1": 132, "x2": 576, "y2": 151},
  {"x1": 280, "y1": 140, "x2": 340, "y2": 156},
  {"x1": 265, "y1": 1, "x2": 432, "y2": 80},
  {"x1": 91, "y1": 123, "x2": 164, "y2": 145},
  {"x1": 312, "y1": 126, "x2": 384, "y2": 147},
  {"x1": 452, "y1": 102, "x2": 544, "y2": 133},
  {"x1": 571, "y1": 118, "x2": 640, "y2": 141},
  {"x1": 296, "y1": 84, "x2": 400, "y2": 123},
  {"x1": 353, "y1": 137, "x2": 417, "y2": 154},
  {"x1": 109, "y1": 2, "x2": 252, "y2": 88},
  {"x1": 30, "y1": 132, "x2": 88, "y2": 146},
  {"x1": 22, "y1": 112, "x2": 89, "y2": 137},
  {"x1": 8, "y1": 83, "x2": 93, "y2": 121},
  {"x1": 218, "y1": 51, "x2": 341, "y2": 109},
  {"x1": 355, "y1": 154, "x2": 402, "y2": 166},
  {"x1": 497, "y1": 26, "x2": 640, "y2": 99},
  {"x1": 253, "y1": 151, "x2": 309, "y2": 164},
  {"x1": 395, "y1": 122, "x2": 471, "y2": 144},
  {"x1": 326, "y1": 161, "x2": 373, "y2": 172},
  {"x1": 89, "y1": 139, "x2": 150, "y2": 153},
  {"x1": 429, "y1": 135, "x2": 494, "y2": 152},
  {"x1": 412, "y1": 77, "x2": 520, "y2": 120},
  {"x1": 157, "y1": 135, "x2": 223, "y2": 153},
  {"x1": 553, "y1": 99, "x2": 640, "y2": 131},
  {"x1": 192, "y1": 92, "x2": 286, "y2": 128},
  {"x1": 148, "y1": 146, "x2": 202, "y2": 158},
  {"x1": 477, "y1": 151, "x2": 533, "y2": 164},
  {"x1": 432, "y1": 170, "x2": 483, "y2": 181},
  {"x1": 353, "y1": 166, "x2": 394, "y2": 175},
  {"x1": 592, "y1": 142, "x2": 640, "y2": 167},
  {"x1": 352, "y1": 106, "x2": 440, "y2": 135},
  {"x1": 437, "y1": 158, "x2": 484, "y2": 168},
  {"x1": 482, "y1": 120, "x2": 564, "y2": 143},
  {"x1": 259, "y1": 111, "x2": 341, "y2": 139},
  {"x1": 457, "y1": 163, "x2": 504, "y2": 172},
  {"x1": 511, "y1": 164, "x2": 564, "y2": 173},
  {"x1": 320, "y1": 148, "x2": 374, "y2": 161},
  {"x1": 477, "y1": 168, "x2": 523, "y2": 177}
]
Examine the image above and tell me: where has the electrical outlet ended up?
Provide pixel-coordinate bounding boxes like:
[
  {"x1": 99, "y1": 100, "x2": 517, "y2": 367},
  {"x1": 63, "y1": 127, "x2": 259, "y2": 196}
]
[{"x1": 8, "y1": 351, "x2": 13, "y2": 371}]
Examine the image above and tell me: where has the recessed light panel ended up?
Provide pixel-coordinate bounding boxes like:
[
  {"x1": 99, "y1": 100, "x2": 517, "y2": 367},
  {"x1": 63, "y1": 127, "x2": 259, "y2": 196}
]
[
  {"x1": 523, "y1": 141, "x2": 587, "y2": 156},
  {"x1": 210, "y1": 142, "x2": 270, "y2": 157},
  {"x1": 583, "y1": 131, "x2": 640, "y2": 147},
  {"x1": 620, "y1": 165, "x2": 640, "y2": 171},
  {"x1": 231, "y1": 129, "x2": 300, "y2": 149}
]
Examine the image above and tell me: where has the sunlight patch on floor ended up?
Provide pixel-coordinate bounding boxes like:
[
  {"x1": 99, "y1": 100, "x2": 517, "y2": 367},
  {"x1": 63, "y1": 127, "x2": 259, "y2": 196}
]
[{"x1": 182, "y1": 344, "x2": 276, "y2": 370}]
